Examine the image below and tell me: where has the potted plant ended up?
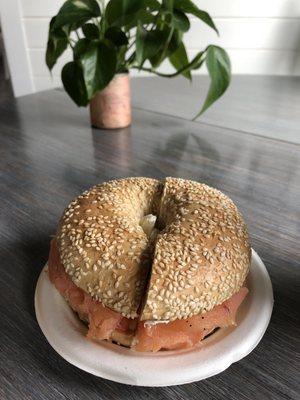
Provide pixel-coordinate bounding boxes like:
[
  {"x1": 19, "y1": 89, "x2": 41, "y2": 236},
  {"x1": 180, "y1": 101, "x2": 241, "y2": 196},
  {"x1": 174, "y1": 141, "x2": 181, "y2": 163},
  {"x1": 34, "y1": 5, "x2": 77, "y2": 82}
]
[{"x1": 46, "y1": 0, "x2": 231, "y2": 129}]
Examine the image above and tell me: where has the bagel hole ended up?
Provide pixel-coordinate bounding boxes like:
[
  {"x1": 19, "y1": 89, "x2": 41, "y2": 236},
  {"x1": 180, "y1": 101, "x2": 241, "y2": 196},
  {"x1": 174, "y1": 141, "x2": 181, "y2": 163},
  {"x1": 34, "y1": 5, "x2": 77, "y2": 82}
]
[{"x1": 154, "y1": 218, "x2": 166, "y2": 232}]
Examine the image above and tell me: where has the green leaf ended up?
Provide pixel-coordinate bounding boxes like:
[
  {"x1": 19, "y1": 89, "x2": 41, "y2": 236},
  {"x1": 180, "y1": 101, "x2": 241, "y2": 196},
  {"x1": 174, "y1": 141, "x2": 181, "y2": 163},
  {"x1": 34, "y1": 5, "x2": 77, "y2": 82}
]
[
  {"x1": 46, "y1": 37, "x2": 68, "y2": 70},
  {"x1": 169, "y1": 41, "x2": 191, "y2": 80},
  {"x1": 80, "y1": 40, "x2": 117, "y2": 99},
  {"x1": 46, "y1": 17, "x2": 69, "y2": 70},
  {"x1": 174, "y1": 0, "x2": 218, "y2": 34},
  {"x1": 61, "y1": 61, "x2": 88, "y2": 106},
  {"x1": 194, "y1": 45, "x2": 231, "y2": 118},
  {"x1": 116, "y1": 45, "x2": 128, "y2": 72},
  {"x1": 172, "y1": 9, "x2": 190, "y2": 32},
  {"x1": 106, "y1": 0, "x2": 144, "y2": 27},
  {"x1": 168, "y1": 29, "x2": 183, "y2": 55},
  {"x1": 124, "y1": 9, "x2": 155, "y2": 29},
  {"x1": 105, "y1": 27, "x2": 128, "y2": 46},
  {"x1": 82, "y1": 23, "x2": 99, "y2": 39},
  {"x1": 73, "y1": 38, "x2": 91, "y2": 59},
  {"x1": 52, "y1": 0, "x2": 101, "y2": 31},
  {"x1": 136, "y1": 25, "x2": 165, "y2": 66},
  {"x1": 148, "y1": 26, "x2": 174, "y2": 67}
]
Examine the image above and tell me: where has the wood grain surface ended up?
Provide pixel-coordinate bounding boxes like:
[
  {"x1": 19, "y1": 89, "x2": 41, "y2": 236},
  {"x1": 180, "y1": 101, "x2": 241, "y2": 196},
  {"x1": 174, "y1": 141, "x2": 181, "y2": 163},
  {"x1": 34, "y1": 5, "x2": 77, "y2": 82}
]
[
  {"x1": 131, "y1": 75, "x2": 300, "y2": 144},
  {"x1": 0, "y1": 75, "x2": 299, "y2": 400}
]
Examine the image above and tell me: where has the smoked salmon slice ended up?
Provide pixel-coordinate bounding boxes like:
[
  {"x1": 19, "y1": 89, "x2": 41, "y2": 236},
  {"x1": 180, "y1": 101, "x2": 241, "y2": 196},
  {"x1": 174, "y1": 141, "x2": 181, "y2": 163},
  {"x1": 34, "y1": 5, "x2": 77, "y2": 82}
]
[
  {"x1": 133, "y1": 287, "x2": 248, "y2": 352},
  {"x1": 48, "y1": 239, "x2": 248, "y2": 351},
  {"x1": 48, "y1": 239, "x2": 130, "y2": 341}
]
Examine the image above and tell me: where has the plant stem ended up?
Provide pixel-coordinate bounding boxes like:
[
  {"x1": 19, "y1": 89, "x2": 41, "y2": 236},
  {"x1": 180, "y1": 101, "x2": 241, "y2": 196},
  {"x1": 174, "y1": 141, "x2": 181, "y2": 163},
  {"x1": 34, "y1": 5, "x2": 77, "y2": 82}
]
[
  {"x1": 131, "y1": 66, "x2": 178, "y2": 77},
  {"x1": 130, "y1": 46, "x2": 206, "y2": 77},
  {"x1": 131, "y1": 63, "x2": 198, "y2": 78}
]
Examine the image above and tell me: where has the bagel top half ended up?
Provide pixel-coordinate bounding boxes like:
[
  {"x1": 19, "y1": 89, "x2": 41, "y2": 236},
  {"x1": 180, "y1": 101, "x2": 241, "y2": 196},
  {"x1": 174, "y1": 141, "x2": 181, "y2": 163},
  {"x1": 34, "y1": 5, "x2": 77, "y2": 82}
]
[{"x1": 56, "y1": 177, "x2": 251, "y2": 321}]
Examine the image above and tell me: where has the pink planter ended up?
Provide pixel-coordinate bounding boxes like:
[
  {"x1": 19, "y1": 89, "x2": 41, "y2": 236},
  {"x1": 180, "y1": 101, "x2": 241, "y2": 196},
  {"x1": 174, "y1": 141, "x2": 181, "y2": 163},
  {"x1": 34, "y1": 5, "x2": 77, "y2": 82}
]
[{"x1": 89, "y1": 73, "x2": 131, "y2": 129}]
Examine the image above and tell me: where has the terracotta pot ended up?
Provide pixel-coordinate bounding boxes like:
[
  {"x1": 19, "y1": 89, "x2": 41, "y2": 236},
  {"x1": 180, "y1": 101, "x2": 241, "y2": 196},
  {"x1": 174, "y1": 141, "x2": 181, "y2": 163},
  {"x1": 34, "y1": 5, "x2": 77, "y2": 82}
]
[{"x1": 89, "y1": 73, "x2": 131, "y2": 130}]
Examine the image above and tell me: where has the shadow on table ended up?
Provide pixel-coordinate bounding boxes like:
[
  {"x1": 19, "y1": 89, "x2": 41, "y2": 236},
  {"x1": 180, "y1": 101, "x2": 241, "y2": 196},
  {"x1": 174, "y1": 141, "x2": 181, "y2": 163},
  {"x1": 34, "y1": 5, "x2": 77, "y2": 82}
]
[{"x1": 10, "y1": 233, "x2": 52, "y2": 321}]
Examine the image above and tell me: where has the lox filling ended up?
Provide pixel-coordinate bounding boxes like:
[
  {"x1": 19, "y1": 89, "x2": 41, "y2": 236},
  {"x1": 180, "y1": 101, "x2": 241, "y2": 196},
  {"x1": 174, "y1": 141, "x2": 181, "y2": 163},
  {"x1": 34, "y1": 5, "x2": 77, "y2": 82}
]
[
  {"x1": 48, "y1": 239, "x2": 248, "y2": 351},
  {"x1": 133, "y1": 287, "x2": 248, "y2": 351},
  {"x1": 48, "y1": 239, "x2": 137, "y2": 343}
]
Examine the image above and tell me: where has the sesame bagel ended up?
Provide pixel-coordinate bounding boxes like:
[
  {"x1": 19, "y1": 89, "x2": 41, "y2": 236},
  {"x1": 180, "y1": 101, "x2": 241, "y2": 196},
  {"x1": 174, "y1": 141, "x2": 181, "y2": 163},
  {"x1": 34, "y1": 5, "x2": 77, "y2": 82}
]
[
  {"x1": 51, "y1": 176, "x2": 251, "y2": 350},
  {"x1": 56, "y1": 177, "x2": 162, "y2": 319},
  {"x1": 141, "y1": 177, "x2": 251, "y2": 321}
]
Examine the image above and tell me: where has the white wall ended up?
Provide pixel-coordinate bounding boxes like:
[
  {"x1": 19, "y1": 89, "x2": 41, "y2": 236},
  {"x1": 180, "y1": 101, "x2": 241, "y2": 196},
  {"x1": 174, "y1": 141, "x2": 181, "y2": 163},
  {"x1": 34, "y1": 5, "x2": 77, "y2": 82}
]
[{"x1": 10, "y1": 0, "x2": 300, "y2": 92}]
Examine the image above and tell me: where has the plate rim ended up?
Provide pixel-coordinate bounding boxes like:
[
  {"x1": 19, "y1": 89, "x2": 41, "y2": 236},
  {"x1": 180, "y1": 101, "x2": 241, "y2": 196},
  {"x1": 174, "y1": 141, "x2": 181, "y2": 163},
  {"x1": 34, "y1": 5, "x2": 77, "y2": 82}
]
[{"x1": 35, "y1": 248, "x2": 274, "y2": 387}]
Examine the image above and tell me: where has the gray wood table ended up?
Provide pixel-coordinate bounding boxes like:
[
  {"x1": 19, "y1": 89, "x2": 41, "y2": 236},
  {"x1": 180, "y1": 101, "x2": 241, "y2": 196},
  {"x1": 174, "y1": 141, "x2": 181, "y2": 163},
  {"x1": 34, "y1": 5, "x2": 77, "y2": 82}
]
[{"x1": 0, "y1": 75, "x2": 299, "y2": 400}]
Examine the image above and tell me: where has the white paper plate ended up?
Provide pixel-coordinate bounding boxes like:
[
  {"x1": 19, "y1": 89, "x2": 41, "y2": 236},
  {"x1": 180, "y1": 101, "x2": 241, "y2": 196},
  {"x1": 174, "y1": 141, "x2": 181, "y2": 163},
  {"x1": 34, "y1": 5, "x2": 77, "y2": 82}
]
[{"x1": 35, "y1": 249, "x2": 273, "y2": 387}]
